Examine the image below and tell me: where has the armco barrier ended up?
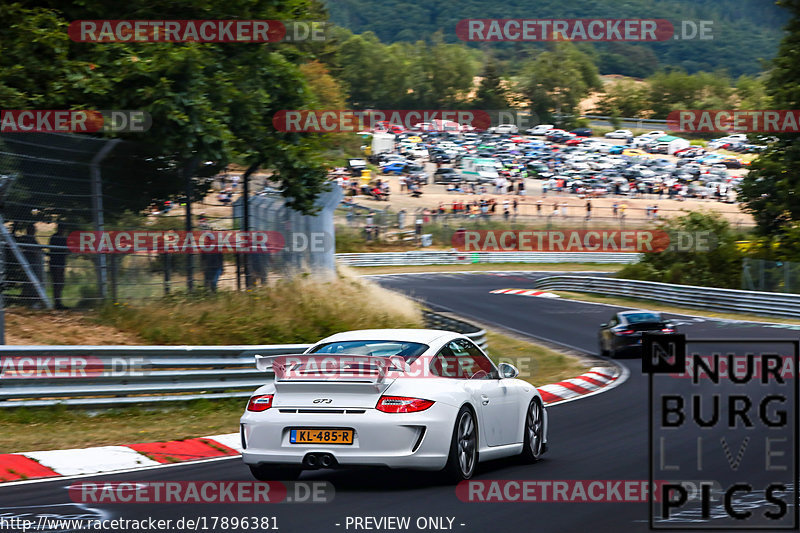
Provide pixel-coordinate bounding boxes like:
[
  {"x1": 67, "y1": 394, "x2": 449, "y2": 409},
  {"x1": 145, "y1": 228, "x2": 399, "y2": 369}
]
[
  {"x1": 336, "y1": 251, "x2": 640, "y2": 267},
  {"x1": 534, "y1": 275, "x2": 800, "y2": 319},
  {"x1": 0, "y1": 312, "x2": 486, "y2": 408}
]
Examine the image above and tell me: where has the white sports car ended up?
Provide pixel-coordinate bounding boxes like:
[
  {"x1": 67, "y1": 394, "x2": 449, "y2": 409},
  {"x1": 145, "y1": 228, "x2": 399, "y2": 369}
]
[{"x1": 240, "y1": 329, "x2": 548, "y2": 482}]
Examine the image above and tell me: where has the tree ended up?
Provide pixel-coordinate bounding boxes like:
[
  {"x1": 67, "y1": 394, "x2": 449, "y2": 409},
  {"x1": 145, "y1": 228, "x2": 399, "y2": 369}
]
[
  {"x1": 594, "y1": 79, "x2": 651, "y2": 118},
  {"x1": 300, "y1": 61, "x2": 348, "y2": 109},
  {"x1": 735, "y1": 75, "x2": 771, "y2": 108},
  {"x1": 617, "y1": 211, "x2": 744, "y2": 289},
  {"x1": 738, "y1": 0, "x2": 800, "y2": 237},
  {"x1": 404, "y1": 33, "x2": 478, "y2": 108},
  {"x1": 1, "y1": 0, "x2": 331, "y2": 215},
  {"x1": 647, "y1": 69, "x2": 734, "y2": 117},
  {"x1": 471, "y1": 58, "x2": 508, "y2": 110},
  {"x1": 519, "y1": 42, "x2": 601, "y2": 127},
  {"x1": 334, "y1": 31, "x2": 411, "y2": 108}
]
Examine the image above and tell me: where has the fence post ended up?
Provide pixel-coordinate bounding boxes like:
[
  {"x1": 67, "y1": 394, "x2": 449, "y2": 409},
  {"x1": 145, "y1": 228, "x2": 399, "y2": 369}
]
[
  {"x1": 0, "y1": 233, "x2": 4, "y2": 344},
  {"x1": 163, "y1": 253, "x2": 171, "y2": 295},
  {"x1": 90, "y1": 138, "x2": 120, "y2": 300}
]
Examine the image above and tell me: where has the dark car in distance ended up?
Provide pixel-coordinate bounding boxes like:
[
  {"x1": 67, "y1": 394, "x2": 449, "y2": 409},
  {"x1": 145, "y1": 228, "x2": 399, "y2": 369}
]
[
  {"x1": 598, "y1": 310, "x2": 676, "y2": 357},
  {"x1": 433, "y1": 168, "x2": 462, "y2": 184},
  {"x1": 571, "y1": 127, "x2": 593, "y2": 137}
]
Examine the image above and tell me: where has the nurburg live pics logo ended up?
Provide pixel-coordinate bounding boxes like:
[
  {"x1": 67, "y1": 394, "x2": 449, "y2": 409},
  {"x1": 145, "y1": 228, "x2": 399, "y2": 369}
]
[{"x1": 644, "y1": 334, "x2": 799, "y2": 529}]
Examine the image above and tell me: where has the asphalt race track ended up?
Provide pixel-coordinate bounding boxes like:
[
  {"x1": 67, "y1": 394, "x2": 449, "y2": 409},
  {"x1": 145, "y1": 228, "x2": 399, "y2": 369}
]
[{"x1": 1, "y1": 271, "x2": 797, "y2": 533}]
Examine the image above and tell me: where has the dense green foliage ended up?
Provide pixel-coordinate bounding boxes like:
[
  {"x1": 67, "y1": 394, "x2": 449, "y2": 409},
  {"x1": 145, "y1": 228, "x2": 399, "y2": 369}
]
[
  {"x1": 2, "y1": 0, "x2": 333, "y2": 215},
  {"x1": 324, "y1": 0, "x2": 787, "y2": 77},
  {"x1": 738, "y1": 0, "x2": 800, "y2": 237},
  {"x1": 617, "y1": 211, "x2": 745, "y2": 288}
]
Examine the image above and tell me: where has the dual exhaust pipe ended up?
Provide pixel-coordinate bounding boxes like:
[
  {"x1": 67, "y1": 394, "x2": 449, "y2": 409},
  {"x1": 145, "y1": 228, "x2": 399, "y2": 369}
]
[{"x1": 303, "y1": 452, "x2": 336, "y2": 469}]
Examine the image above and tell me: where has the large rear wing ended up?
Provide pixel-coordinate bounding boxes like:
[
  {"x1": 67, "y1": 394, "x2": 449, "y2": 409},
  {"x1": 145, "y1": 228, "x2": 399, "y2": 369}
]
[{"x1": 254, "y1": 353, "x2": 408, "y2": 384}]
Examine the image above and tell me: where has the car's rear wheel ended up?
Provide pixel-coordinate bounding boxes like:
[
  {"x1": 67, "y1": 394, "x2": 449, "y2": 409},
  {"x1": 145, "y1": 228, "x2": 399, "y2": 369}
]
[
  {"x1": 598, "y1": 339, "x2": 609, "y2": 357},
  {"x1": 521, "y1": 399, "x2": 545, "y2": 463},
  {"x1": 442, "y1": 406, "x2": 477, "y2": 482},
  {"x1": 248, "y1": 464, "x2": 302, "y2": 481}
]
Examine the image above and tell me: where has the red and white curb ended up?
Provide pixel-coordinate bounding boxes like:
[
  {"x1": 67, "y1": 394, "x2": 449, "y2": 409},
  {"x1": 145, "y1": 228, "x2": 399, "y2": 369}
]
[
  {"x1": 0, "y1": 367, "x2": 619, "y2": 484},
  {"x1": 490, "y1": 288, "x2": 559, "y2": 298},
  {"x1": 537, "y1": 366, "x2": 621, "y2": 405},
  {"x1": 0, "y1": 436, "x2": 242, "y2": 483}
]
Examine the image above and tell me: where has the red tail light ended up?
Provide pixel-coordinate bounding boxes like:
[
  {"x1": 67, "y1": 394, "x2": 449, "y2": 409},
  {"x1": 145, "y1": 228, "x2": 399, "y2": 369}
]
[
  {"x1": 247, "y1": 394, "x2": 274, "y2": 412},
  {"x1": 662, "y1": 328, "x2": 675, "y2": 333},
  {"x1": 616, "y1": 329, "x2": 635, "y2": 335},
  {"x1": 376, "y1": 396, "x2": 434, "y2": 413}
]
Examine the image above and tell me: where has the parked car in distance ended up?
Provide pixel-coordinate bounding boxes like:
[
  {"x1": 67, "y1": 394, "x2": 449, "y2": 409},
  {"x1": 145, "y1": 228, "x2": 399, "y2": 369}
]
[
  {"x1": 433, "y1": 168, "x2": 464, "y2": 184},
  {"x1": 489, "y1": 124, "x2": 519, "y2": 135},
  {"x1": 526, "y1": 124, "x2": 555, "y2": 135},
  {"x1": 605, "y1": 129, "x2": 633, "y2": 139},
  {"x1": 571, "y1": 127, "x2": 593, "y2": 137}
]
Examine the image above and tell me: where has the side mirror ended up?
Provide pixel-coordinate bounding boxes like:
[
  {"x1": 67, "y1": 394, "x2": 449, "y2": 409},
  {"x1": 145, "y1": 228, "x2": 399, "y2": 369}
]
[
  {"x1": 600, "y1": 323, "x2": 608, "y2": 328},
  {"x1": 498, "y1": 362, "x2": 520, "y2": 379}
]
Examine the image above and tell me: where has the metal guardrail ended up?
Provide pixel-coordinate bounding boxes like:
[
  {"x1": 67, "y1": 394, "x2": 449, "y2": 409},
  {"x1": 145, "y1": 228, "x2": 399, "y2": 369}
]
[
  {"x1": 534, "y1": 275, "x2": 800, "y2": 319},
  {"x1": 581, "y1": 114, "x2": 669, "y2": 126},
  {"x1": 0, "y1": 313, "x2": 488, "y2": 408},
  {"x1": 423, "y1": 310, "x2": 487, "y2": 351},
  {"x1": 336, "y1": 251, "x2": 640, "y2": 267}
]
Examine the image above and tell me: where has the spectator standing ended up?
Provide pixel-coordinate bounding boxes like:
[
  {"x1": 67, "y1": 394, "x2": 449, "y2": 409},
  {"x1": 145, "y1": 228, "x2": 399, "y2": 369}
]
[
  {"x1": 48, "y1": 224, "x2": 68, "y2": 310},
  {"x1": 18, "y1": 224, "x2": 44, "y2": 306},
  {"x1": 585, "y1": 200, "x2": 592, "y2": 221}
]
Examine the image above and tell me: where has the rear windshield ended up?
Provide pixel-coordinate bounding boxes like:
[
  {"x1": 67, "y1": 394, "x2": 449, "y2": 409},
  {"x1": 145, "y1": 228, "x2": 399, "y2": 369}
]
[
  {"x1": 624, "y1": 313, "x2": 662, "y2": 324},
  {"x1": 308, "y1": 340, "x2": 429, "y2": 363}
]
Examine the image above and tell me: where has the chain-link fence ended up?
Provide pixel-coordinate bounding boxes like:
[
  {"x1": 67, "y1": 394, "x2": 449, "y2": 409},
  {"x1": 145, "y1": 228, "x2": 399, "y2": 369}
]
[
  {"x1": 0, "y1": 132, "x2": 339, "y2": 323},
  {"x1": 741, "y1": 258, "x2": 800, "y2": 293},
  {"x1": 233, "y1": 186, "x2": 341, "y2": 279}
]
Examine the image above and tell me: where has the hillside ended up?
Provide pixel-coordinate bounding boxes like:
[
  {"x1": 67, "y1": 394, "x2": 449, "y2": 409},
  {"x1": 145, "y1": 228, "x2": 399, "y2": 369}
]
[{"x1": 324, "y1": 0, "x2": 787, "y2": 77}]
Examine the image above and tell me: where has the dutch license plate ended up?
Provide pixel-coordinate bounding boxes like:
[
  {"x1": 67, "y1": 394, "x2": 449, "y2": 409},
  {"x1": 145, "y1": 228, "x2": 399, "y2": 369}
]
[{"x1": 290, "y1": 428, "x2": 353, "y2": 444}]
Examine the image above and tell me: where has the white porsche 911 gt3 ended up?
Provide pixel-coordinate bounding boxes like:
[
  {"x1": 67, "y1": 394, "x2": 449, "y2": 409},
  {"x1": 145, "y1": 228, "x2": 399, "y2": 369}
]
[{"x1": 240, "y1": 329, "x2": 548, "y2": 482}]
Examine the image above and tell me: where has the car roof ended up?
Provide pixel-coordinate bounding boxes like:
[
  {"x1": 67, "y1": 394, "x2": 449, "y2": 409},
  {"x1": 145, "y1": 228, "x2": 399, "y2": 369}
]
[
  {"x1": 315, "y1": 328, "x2": 462, "y2": 345},
  {"x1": 618, "y1": 310, "x2": 662, "y2": 318}
]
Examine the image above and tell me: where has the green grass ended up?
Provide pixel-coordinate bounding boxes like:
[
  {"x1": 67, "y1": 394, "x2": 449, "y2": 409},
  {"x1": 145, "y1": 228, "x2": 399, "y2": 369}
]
[
  {"x1": 0, "y1": 399, "x2": 247, "y2": 453},
  {"x1": 97, "y1": 271, "x2": 423, "y2": 345},
  {"x1": 484, "y1": 331, "x2": 590, "y2": 386}
]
